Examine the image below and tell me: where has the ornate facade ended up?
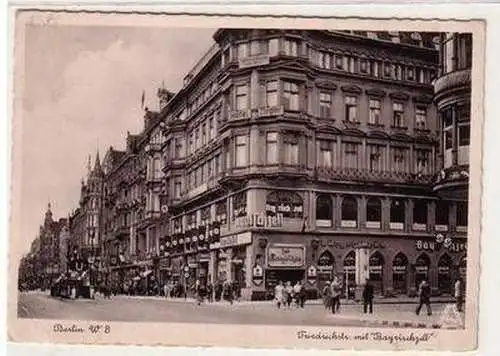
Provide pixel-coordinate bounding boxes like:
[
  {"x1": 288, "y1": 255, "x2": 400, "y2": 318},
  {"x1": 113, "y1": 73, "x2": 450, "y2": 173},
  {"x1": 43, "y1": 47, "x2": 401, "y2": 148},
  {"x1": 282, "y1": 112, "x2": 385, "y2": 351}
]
[{"x1": 155, "y1": 29, "x2": 468, "y2": 300}]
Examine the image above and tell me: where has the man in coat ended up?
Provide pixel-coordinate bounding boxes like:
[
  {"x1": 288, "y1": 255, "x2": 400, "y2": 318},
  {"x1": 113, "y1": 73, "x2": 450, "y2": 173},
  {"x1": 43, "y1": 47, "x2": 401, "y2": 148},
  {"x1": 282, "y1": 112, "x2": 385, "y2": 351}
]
[
  {"x1": 416, "y1": 279, "x2": 432, "y2": 316},
  {"x1": 362, "y1": 278, "x2": 374, "y2": 314}
]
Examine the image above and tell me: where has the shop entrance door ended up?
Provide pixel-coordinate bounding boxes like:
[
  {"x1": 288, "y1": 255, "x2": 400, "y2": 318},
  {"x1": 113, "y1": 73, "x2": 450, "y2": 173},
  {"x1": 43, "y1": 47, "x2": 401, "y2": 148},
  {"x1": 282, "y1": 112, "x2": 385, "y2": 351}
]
[
  {"x1": 415, "y1": 253, "x2": 431, "y2": 289},
  {"x1": 265, "y1": 269, "x2": 305, "y2": 291}
]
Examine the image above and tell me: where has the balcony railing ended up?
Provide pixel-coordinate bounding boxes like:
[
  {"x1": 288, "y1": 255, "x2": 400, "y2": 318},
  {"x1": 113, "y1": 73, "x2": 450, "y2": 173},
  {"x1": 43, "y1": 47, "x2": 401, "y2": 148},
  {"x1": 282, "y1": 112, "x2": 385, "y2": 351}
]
[{"x1": 315, "y1": 167, "x2": 433, "y2": 185}]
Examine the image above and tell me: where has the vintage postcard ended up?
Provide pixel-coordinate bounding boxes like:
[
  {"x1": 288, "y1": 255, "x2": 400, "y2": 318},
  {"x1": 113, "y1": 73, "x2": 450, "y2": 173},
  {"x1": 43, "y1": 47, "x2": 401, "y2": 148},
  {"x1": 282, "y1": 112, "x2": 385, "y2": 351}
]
[{"x1": 8, "y1": 9, "x2": 484, "y2": 352}]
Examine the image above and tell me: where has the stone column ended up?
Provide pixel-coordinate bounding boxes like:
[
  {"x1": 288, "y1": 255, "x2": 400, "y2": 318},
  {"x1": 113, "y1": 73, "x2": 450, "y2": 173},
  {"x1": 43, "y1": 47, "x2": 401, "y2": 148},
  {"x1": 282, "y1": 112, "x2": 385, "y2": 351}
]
[
  {"x1": 359, "y1": 196, "x2": 367, "y2": 229},
  {"x1": 310, "y1": 190, "x2": 317, "y2": 229},
  {"x1": 428, "y1": 200, "x2": 436, "y2": 231},
  {"x1": 243, "y1": 243, "x2": 254, "y2": 300},
  {"x1": 250, "y1": 70, "x2": 260, "y2": 110},
  {"x1": 355, "y1": 244, "x2": 370, "y2": 301},
  {"x1": 406, "y1": 199, "x2": 413, "y2": 233},
  {"x1": 247, "y1": 188, "x2": 258, "y2": 216},
  {"x1": 249, "y1": 125, "x2": 260, "y2": 167},
  {"x1": 381, "y1": 197, "x2": 391, "y2": 230}
]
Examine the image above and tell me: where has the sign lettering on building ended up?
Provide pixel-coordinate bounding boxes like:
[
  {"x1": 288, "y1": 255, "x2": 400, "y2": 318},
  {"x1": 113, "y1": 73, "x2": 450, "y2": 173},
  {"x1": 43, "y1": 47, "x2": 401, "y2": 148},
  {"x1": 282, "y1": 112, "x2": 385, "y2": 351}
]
[
  {"x1": 324, "y1": 240, "x2": 386, "y2": 250},
  {"x1": 238, "y1": 54, "x2": 270, "y2": 69},
  {"x1": 267, "y1": 244, "x2": 305, "y2": 268},
  {"x1": 235, "y1": 213, "x2": 284, "y2": 229},
  {"x1": 416, "y1": 240, "x2": 467, "y2": 253},
  {"x1": 219, "y1": 232, "x2": 252, "y2": 249}
]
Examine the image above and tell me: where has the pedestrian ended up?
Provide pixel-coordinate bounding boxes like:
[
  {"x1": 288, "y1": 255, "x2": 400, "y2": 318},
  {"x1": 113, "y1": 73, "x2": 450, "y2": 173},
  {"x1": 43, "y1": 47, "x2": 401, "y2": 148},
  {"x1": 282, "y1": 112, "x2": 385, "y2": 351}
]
[
  {"x1": 206, "y1": 281, "x2": 213, "y2": 303},
  {"x1": 454, "y1": 278, "x2": 464, "y2": 312},
  {"x1": 284, "y1": 281, "x2": 293, "y2": 308},
  {"x1": 323, "y1": 281, "x2": 332, "y2": 310},
  {"x1": 293, "y1": 281, "x2": 302, "y2": 308},
  {"x1": 330, "y1": 276, "x2": 342, "y2": 314},
  {"x1": 416, "y1": 279, "x2": 432, "y2": 316},
  {"x1": 163, "y1": 283, "x2": 169, "y2": 299},
  {"x1": 298, "y1": 281, "x2": 306, "y2": 308},
  {"x1": 362, "y1": 278, "x2": 374, "y2": 314},
  {"x1": 274, "y1": 281, "x2": 284, "y2": 309}
]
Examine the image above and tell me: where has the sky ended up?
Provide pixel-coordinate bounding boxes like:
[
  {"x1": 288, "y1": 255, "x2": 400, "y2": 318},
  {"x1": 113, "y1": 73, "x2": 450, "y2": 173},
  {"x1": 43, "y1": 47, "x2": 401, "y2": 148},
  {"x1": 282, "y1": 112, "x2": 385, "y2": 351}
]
[{"x1": 18, "y1": 24, "x2": 215, "y2": 253}]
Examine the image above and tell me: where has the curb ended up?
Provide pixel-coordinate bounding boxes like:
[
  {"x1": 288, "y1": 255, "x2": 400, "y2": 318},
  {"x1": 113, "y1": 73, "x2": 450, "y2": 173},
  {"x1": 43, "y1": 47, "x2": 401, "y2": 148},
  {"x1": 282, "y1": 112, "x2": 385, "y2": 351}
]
[{"x1": 330, "y1": 315, "x2": 463, "y2": 330}]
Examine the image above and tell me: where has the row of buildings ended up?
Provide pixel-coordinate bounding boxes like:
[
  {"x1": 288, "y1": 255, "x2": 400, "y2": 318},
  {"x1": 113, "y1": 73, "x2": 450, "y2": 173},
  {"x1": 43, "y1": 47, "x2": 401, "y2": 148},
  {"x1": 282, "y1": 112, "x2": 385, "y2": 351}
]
[{"x1": 19, "y1": 29, "x2": 472, "y2": 299}]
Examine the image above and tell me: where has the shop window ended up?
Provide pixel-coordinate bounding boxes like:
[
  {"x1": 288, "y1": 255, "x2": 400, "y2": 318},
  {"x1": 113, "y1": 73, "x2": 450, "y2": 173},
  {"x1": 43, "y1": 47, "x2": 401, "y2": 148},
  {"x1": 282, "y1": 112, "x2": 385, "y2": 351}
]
[
  {"x1": 318, "y1": 250, "x2": 335, "y2": 268},
  {"x1": 390, "y1": 199, "x2": 405, "y2": 230},
  {"x1": 435, "y1": 200, "x2": 450, "y2": 231},
  {"x1": 343, "y1": 251, "x2": 356, "y2": 299},
  {"x1": 265, "y1": 190, "x2": 304, "y2": 219},
  {"x1": 412, "y1": 200, "x2": 427, "y2": 230},
  {"x1": 317, "y1": 250, "x2": 335, "y2": 294},
  {"x1": 456, "y1": 202, "x2": 468, "y2": 230},
  {"x1": 341, "y1": 196, "x2": 358, "y2": 228},
  {"x1": 232, "y1": 191, "x2": 247, "y2": 221},
  {"x1": 438, "y1": 253, "x2": 453, "y2": 295},
  {"x1": 366, "y1": 198, "x2": 381, "y2": 229},
  {"x1": 415, "y1": 253, "x2": 431, "y2": 288},
  {"x1": 316, "y1": 194, "x2": 333, "y2": 227},
  {"x1": 392, "y1": 253, "x2": 408, "y2": 295},
  {"x1": 369, "y1": 252, "x2": 385, "y2": 295}
]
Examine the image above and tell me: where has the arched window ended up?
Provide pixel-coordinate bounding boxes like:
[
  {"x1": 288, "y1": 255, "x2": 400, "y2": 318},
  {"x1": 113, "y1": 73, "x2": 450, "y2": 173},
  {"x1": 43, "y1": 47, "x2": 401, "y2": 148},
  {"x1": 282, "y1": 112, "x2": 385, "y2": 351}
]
[
  {"x1": 413, "y1": 199, "x2": 428, "y2": 230},
  {"x1": 369, "y1": 252, "x2": 385, "y2": 294},
  {"x1": 318, "y1": 250, "x2": 335, "y2": 268},
  {"x1": 392, "y1": 253, "x2": 409, "y2": 294},
  {"x1": 366, "y1": 198, "x2": 382, "y2": 229},
  {"x1": 438, "y1": 253, "x2": 453, "y2": 294},
  {"x1": 415, "y1": 253, "x2": 431, "y2": 288},
  {"x1": 265, "y1": 191, "x2": 304, "y2": 219},
  {"x1": 390, "y1": 199, "x2": 405, "y2": 230},
  {"x1": 316, "y1": 194, "x2": 333, "y2": 227},
  {"x1": 341, "y1": 197, "x2": 358, "y2": 228}
]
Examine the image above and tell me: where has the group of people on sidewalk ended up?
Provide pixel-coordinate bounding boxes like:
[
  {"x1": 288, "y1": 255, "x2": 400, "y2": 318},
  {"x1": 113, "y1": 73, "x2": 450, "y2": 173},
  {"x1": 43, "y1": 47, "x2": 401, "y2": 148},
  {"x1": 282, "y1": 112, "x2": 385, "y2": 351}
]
[
  {"x1": 273, "y1": 281, "x2": 307, "y2": 309},
  {"x1": 188, "y1": 279, "x2": 241, "y2": 305}
]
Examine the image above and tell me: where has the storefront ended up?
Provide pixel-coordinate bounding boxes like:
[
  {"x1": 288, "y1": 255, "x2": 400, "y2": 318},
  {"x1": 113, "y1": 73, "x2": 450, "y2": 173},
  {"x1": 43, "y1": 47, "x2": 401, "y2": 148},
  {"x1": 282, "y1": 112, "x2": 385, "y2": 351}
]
[{"x1": 264, "y1": 243, "x2": 306, "y2": 291}]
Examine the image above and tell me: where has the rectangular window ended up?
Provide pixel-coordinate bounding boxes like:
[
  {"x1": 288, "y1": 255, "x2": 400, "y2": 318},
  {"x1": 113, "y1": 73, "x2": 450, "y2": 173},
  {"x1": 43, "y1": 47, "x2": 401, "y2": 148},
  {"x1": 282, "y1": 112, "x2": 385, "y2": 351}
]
[
  {"x1": 371, "y1": 61, "x2": 379, "y2": 77},
  {"x1": 153, "y1": 157, "x2": 162, "y2": 179},
  {"x1": 393, "y1": 147, "x2": 407, "y2": 172},
  {"x1": 343, "y1": 142, "x2": 359, "y2": 169},
  {"x1": 283, "y1": 39, "x2": 299, "y2": 56},
  {"x1": 319, "y1": 52, "x2": 331, "y2": 69},
  {"x1": 174, "y1": 138, "x2": 183, "y2": 159},
  {"x1": 459, "y1": 124, "x2": 470, "y2": 146},
  {"x1": 235, "y1": 135, "x2": 248, "y2": 167},
  {"x1": 235, "y1": 84, "x2": 248, "y2": 111},
  {"x1": 317, "y1": 140, "x2": 333, "y2": 167},
  {"x1": 209, "y1": 117, "x2": 215, "y2": 141},
  {"x1": 202, "y1": 123, "x2": 207, "y2": 146},
  {"x1": 407, "y1": 67, "x2": 415, "y2": 81},
  {"x1": 250, "y1": 40, "x2": 261, "y2": 56},
  {"x1": 368, "y1": 145, "x2": 383, "y2": 172},
  {"x1": 284, "y1": 135, "x2": 299, "y2": 165},
  {"x1": 263, "y1": 132, "x2": 278, "y2": 164},
  {"x1": 215, "y1": 153, "x2": 220, "y2": 174},
  {"x1": 343, "y1": 56, "x2": 355, "y2": 72},
  {"x1": 237, "y1": 42, "x2": 248, "y2": 59},
  {"x1": 416, "y1": 150, "x2": 429, "y2": 174},
  {"x1": 369, "y1": 99, "x2": 381, "y2": 125},
  {"x1": 335, "y1": 55, "x2": 343, "y2": 69},
  {"x1": 269, "y1": 38, "x2": 279, "y2": 56},
  {"x1": 264, "y1": 80, "x2": 278, "y2": 107},
  {"x1": 392, "y1": 102, "x2": 405, "y2": 127},
  {"x1": 319, "y1": 92, "x2": 332, "y2": 118},
  {"x1": 345, "y1": 96, "x2": 358, "y2": 122},
  {"x1": 283, "y1": 81, "x2": 300, "y2": 111},
  {"x1": 415, "y1": 107, "x2": 427, "y2": 130},
  {"x1": 396, "y1": 64, "x2": 403, "y2": 80},
  {"x1": 174, "y1": 180, "x2": 182, "y2": 199},
  {"x1": 360, "y1": 59, "x2": 368, "y2": 73}
]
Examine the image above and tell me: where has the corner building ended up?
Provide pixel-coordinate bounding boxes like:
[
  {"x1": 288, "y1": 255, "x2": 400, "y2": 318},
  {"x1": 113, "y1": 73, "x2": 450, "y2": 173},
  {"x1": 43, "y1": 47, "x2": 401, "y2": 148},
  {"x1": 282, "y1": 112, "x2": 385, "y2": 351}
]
[{"x1": 160, "y1": 30, "x2": 468, "y2": 300}]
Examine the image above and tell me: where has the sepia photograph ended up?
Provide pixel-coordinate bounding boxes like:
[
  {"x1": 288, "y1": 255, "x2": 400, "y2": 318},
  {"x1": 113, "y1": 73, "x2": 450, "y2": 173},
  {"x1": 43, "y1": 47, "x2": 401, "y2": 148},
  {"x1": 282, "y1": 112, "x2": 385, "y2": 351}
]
[{"x1": 8, "y1": 10, "x2": 484, "y2": 351}]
